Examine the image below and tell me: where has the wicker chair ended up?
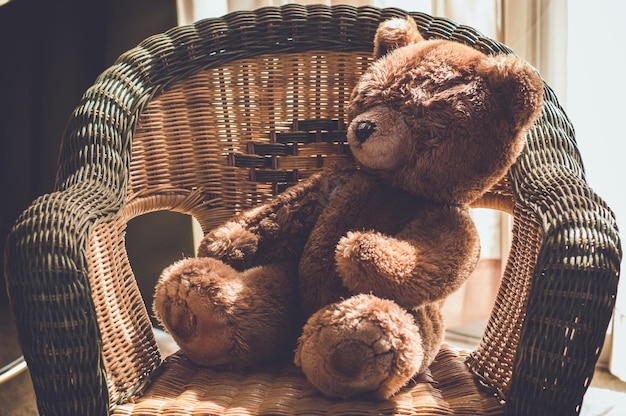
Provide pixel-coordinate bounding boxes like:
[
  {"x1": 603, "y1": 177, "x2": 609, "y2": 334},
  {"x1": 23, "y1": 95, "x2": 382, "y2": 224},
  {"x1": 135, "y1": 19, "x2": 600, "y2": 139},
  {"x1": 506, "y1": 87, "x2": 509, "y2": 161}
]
[{"x1": 4, "y1": 5, "x2": 621, "y2": 415}]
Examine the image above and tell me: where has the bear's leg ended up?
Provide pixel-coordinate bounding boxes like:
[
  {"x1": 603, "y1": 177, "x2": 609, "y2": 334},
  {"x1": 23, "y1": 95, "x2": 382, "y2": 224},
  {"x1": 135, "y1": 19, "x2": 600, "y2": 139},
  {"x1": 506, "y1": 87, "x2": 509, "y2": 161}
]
[
  {"x1": 153, "y1": 257, "x2": 301, "y2": 368},
  {"x1": 295, "y1": 294, "x2": 443, "y2": 399}
]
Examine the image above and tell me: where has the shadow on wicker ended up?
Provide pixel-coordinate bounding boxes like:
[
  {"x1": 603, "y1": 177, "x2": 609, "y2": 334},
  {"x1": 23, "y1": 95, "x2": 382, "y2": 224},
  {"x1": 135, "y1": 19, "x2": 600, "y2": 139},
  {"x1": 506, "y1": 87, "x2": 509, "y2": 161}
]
[{"x1": 4, "y1": 5, "x2": 621, "y2": 416}]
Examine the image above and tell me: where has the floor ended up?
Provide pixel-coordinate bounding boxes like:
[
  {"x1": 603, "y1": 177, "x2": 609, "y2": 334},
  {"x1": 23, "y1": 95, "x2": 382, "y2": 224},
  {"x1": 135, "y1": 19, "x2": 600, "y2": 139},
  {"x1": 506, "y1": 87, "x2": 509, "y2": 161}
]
[
  {"x1": 2, "y1": 302, "x2": 626, "y2": 415},
  {"x1": 582, "y1": 371, "x2": 626, "y2": 416}
]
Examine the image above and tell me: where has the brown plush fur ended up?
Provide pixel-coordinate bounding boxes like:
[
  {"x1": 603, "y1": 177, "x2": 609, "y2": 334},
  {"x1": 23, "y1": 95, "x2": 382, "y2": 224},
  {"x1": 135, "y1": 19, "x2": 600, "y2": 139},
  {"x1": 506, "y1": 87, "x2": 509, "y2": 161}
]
[{"x1": 153, "y1": 16, "x2": 544, "y2": 400}]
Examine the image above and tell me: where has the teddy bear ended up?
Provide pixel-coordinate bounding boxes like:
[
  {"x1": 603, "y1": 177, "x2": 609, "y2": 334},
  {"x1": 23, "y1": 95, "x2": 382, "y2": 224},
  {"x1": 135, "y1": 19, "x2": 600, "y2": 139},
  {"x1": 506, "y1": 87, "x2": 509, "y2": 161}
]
[{"x1": 153, "y1": 16, "x2": 544, "y2": 400}]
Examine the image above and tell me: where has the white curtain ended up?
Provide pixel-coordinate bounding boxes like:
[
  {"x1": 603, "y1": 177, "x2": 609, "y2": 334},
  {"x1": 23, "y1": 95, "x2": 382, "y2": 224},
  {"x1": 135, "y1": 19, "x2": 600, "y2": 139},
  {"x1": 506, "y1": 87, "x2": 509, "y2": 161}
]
[
  {"x1": 567, "y1": 1, "x2": 626, "y2": 383},
  {"x1": 177, "y1": 0, "x2": 625, "y2": 382}
]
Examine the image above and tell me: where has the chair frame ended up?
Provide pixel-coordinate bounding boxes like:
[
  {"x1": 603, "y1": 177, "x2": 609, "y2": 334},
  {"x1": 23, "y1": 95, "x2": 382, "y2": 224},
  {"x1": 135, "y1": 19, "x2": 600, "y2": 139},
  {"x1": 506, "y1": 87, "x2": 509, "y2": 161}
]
[{"x1": 4, "y1": 5, "x2": 621, "y2": 415}]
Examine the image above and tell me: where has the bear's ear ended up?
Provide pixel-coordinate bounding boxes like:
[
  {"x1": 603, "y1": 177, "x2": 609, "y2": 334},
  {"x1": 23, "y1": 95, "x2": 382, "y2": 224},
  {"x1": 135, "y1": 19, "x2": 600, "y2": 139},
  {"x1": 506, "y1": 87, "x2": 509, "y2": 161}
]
[
  {"x1": 477, "y1": 54, "x2": 545, "y2": 131},
  {"x1": 373, "y1": 17, "x2": 424, "y2": 59}
]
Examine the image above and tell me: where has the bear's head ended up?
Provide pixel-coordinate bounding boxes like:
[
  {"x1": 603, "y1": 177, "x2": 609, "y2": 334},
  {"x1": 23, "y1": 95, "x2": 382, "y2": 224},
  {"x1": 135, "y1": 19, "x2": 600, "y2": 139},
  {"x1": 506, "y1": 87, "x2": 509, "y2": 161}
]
[{"x1": 347, "y1": 17, "x2": 544, "y2": 205}]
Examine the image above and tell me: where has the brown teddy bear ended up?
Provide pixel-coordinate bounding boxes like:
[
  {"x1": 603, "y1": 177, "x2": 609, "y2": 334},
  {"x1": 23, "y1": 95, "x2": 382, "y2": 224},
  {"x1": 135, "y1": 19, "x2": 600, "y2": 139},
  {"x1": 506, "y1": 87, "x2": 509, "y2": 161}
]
[{"x1": 153, "y1": 17, "x2": 544, "y2": 400}]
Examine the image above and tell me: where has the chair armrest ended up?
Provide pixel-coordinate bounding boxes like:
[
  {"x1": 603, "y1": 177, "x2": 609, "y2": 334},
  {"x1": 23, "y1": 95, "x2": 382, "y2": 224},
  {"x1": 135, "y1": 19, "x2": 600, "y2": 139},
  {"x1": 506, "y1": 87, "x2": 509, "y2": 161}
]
[
  {"x1": 5, "y1": 181, "x2": 122, "y2": 416},
  {"x1": 5, "y1": 15, "x2": 152, "y2": 413},
  {"x1": 504, "y1": 87, "x2": 622, "y2": 414}
]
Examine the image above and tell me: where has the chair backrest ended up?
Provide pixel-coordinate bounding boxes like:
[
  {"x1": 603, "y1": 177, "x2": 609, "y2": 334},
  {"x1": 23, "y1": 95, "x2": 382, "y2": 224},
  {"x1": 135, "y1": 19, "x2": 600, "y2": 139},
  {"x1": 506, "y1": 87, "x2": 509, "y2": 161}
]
[{"x1": 6, "y1": 5, "x2": 620, "y2": 415}]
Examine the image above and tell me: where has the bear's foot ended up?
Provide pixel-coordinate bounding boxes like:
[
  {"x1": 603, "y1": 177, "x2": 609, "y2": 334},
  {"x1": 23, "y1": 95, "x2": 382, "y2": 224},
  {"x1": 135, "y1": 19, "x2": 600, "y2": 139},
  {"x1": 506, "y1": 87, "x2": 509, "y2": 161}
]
[
  {"x1": 153, "y1": 257, "x2": 247, "y2": 366},
  {"x1": 295, "y1": 294, "x2": 424, "y2": 399},
  {"x1": 154, "y1": 258, "x2": 300, "y2": 368}
]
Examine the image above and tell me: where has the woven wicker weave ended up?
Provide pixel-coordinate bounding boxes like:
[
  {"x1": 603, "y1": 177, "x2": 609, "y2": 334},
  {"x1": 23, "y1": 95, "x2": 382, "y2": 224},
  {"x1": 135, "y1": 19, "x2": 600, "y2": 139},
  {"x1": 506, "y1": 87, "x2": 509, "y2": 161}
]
[{"x1": 4, "y1": 5, "x2": 621, "y2": 416}]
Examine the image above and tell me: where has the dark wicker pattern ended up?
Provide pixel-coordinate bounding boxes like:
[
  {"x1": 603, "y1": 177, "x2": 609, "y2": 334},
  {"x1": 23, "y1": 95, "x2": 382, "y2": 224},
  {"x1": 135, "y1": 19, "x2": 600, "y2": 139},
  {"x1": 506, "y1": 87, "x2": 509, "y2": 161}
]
[{"x1": 4, "y1": 4, "x2": 621, "y2": 416}]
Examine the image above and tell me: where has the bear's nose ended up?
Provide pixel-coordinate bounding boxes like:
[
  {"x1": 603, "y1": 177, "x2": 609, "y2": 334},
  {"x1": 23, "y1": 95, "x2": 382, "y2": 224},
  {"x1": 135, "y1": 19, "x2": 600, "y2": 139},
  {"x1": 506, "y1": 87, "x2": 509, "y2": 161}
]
[{"x1": 354, "y1": 120, "x2": 376, "y2": 144}]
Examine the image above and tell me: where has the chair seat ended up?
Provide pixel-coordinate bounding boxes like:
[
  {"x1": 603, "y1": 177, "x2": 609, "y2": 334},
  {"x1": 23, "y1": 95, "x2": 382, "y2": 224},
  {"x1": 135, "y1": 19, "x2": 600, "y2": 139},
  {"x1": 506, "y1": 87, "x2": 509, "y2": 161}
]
[{"x1": 111, "y1": 344, "x2": 503, "y2": 415}]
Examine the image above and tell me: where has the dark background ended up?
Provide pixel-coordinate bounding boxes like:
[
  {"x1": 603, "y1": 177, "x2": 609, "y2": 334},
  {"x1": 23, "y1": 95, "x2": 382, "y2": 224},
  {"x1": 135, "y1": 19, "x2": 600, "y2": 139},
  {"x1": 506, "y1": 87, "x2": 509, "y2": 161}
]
[{"x1": 0, "y1": 0, "x2": 195, "y2": 314}]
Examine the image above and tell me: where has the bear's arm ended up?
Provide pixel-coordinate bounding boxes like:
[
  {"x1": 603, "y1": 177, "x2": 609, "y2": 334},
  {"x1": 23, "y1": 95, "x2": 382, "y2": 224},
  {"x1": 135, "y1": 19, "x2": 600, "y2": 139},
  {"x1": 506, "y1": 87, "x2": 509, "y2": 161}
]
[
  {"x1": 198, "y1": 166, "x2": 354, "y2": 270},
  {"x1": 335, "y1": 204, "x2": 480, "y2": 308}
]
